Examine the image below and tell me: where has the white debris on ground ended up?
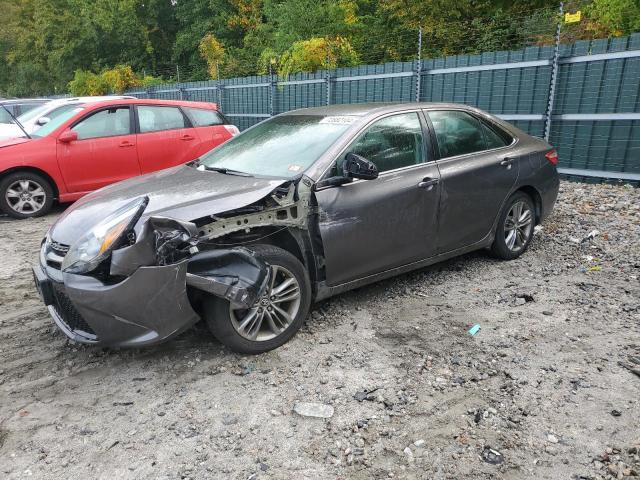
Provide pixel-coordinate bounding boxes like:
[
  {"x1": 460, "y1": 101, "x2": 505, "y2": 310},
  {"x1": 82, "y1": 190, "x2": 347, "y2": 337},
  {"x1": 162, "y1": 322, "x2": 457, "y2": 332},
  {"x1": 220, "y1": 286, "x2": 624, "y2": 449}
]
[{"x1": 0, "y1": 181, "x2": 638, "y2": 479}]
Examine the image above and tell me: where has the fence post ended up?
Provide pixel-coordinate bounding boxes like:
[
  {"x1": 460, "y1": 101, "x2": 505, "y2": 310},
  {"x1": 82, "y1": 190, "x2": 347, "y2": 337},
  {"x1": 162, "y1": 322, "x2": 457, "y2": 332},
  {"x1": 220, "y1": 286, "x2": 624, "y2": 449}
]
[
  {"x1": 269, "y1": 64, "x2": 275, "y2": 116},
  {"x1": 544, "y1": 2, "x2": 564, "y2": 142},
  {"x1": 216, "y1": 63, "x2": 223, "y2": 113},
  {"x1": 415, "y1": 27, "x2": 423, "y2": 102},
  {"x1": 325, "y1": 70, "x2": 331, "y2": 106}
]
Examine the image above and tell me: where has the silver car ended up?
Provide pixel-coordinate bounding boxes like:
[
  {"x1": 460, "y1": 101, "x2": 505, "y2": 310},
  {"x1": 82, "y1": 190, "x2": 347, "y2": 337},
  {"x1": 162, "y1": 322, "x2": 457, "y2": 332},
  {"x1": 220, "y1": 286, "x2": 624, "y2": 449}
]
[{"x1": 33, "y1": 103, "x2": 559, "y2": 353}]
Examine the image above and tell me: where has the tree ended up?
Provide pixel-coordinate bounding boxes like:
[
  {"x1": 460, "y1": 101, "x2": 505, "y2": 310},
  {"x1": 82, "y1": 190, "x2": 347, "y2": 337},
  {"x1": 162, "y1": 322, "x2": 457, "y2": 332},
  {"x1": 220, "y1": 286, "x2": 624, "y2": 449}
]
[
  {"x1": 199, "y1": 34, "x2": 226, "y2": 79},
  {"x1": 68, "y1": 65, "x2": 162, "y2": 95},
  {"x1": 278, "y1": 37, "x2": 359, "y2": 77},
  {"x1": 586, "y1": 0, "x2": 640, "y2": 35}
]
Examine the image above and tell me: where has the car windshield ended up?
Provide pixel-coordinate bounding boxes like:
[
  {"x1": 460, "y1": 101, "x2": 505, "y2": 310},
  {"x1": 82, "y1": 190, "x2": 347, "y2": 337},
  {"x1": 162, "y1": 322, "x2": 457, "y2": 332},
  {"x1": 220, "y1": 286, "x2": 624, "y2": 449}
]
[
  {"x1": 196, "y1": 114, "x2": 355, "y2": 178},
  {"x1": 31, "y1": 105, "x2": 85, "y2": 138},
  {"x1": 0, "y1": 107, "x2": 14, "y2": 124},
  {"x1": 17, "y1": 103, "x2": 52, "y2": 123}
]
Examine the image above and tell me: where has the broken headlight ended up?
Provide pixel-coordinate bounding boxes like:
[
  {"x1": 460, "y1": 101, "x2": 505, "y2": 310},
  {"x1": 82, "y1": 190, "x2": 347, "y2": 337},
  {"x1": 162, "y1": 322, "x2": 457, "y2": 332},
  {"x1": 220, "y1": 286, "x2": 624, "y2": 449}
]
[{"x1": 62, "y1": 197, "x2": 149, "y2": 274}]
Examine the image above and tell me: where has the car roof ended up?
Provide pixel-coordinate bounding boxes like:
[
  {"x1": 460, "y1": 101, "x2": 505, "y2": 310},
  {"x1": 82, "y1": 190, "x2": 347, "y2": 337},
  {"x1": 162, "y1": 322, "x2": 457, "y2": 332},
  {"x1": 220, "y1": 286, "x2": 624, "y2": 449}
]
[
  {"x1": 284, "y1": 102, "x2": 480, "y2": 117},
  {"x1": 0, "y1": 98, "x2": 51, "y2": 105},
  {"x1": 80, "y1": 98, "x2": 219, "y2": 110},
  {"x1": 45, "y1": 95, "x2": 136, "y2": 106}
]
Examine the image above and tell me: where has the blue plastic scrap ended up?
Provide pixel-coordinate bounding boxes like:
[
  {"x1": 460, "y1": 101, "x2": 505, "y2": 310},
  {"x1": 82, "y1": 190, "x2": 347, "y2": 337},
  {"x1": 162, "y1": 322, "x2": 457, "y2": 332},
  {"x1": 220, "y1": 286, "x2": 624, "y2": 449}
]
[{"x1": 468, "y1": 324, "x2": 481, "y2": 336}]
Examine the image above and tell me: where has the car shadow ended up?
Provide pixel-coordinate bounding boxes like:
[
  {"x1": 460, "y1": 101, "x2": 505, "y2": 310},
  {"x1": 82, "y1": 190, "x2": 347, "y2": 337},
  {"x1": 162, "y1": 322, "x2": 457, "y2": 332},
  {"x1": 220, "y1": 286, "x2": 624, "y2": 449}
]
[{"x1": 0, "y1": 202, "x2": 68, "y2": 222}]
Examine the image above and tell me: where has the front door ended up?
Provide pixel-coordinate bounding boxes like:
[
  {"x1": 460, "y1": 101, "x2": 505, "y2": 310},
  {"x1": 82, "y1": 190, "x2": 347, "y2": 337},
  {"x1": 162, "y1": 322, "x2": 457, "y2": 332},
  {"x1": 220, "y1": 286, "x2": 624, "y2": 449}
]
[
  {"x1": 426, "y1": 109, "x2": 518, "y2": 253},
  {"x1": 315, "y1": 111, "x2": 441, "y2": 287},
  {"x1": 57, "y1": 106, "x2": 140, "y2": 193}
]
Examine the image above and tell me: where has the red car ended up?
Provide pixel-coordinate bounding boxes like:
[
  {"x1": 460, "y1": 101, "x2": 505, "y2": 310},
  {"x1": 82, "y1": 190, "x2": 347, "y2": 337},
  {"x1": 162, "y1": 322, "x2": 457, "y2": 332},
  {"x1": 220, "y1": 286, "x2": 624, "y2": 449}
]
[{"x1": 0, "y1": 99, "x2": 239, "y2": 218}]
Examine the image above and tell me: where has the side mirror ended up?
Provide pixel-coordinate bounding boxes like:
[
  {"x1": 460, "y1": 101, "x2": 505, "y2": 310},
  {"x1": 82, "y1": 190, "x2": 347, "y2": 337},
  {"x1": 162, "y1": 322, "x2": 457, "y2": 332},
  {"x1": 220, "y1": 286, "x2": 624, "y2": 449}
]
[
  {"x1": 343, "y1": 153, "x2": 378, "y2": 180},
  {"x1": 58, "y1": 130, "x2": 78, "y2": 143},
  {"x1": 36, "y1": 117, "x2": 50, "y2": 126}
]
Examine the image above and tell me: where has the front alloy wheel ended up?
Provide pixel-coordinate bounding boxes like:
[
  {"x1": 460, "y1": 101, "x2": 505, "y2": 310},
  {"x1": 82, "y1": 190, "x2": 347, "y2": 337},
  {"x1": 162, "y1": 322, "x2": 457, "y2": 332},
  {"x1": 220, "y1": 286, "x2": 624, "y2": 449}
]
[
  {"x1": 203, "y1": 244, "x2": 311, "y2": 354},
  {"x1": 230, "y1": 264, "x2": 302, "y2": 341},
  {"x1": 0, "y1": 172, "x2": 54, "y2": 219}
]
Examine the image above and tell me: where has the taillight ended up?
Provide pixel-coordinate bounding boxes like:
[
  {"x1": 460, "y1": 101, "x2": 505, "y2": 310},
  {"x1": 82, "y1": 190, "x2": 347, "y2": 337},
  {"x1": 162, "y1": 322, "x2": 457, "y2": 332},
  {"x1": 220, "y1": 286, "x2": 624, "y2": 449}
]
[
  {"x1": 545, "y1": 149, "x2": 558, "y2": 166},
  {"x1": 223, "y1": 125, "x2": 240, "y2": 136}
]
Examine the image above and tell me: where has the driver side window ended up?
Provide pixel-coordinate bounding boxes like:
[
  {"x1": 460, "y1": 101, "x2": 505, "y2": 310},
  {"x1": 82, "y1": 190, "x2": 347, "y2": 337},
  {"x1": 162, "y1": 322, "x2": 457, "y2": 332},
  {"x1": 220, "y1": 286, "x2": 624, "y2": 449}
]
[
  {"x1": 338, "y1": 112, "x2": 425, "y2": 174},
  {"x1": 72, "y1": 107, "x2": 131, "y2": 140}
]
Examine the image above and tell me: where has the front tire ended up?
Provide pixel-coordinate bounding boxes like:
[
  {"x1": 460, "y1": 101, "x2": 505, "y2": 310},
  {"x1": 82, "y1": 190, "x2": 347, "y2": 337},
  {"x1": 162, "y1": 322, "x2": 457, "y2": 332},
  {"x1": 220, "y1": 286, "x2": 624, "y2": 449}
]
[
  {"x1": 203, "y1": 244, "x2": 311, "y2": 354},
  {"x1": 0, "y1": 171, "x2": 54, "y2": 219},
  {"x1": 490, "y1": 192, "x2": 535, "y2": 260}
]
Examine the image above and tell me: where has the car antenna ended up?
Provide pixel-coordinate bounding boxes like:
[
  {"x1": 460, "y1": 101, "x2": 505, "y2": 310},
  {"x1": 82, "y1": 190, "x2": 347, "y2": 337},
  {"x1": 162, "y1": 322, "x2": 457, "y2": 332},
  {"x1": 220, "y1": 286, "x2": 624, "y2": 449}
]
[{"x1": 0, "y1": 102, "x2": 32, "y2": 139}]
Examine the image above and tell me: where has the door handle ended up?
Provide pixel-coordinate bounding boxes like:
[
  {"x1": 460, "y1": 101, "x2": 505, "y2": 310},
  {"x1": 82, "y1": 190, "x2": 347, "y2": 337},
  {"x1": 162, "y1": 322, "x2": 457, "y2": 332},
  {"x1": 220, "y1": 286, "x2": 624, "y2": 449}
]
[
  {"x1": 119, "y1": 141, "x2": 135, "y2": 148},
  {"x1": 181, "y1": 135, "x2": 195, "y2": 141},
  {"x1": 418, "y1": 178, "x2": 439, "y2": 190},
  {"x1": 500, "y1": 157, "x2": 514, "y2": 168}
]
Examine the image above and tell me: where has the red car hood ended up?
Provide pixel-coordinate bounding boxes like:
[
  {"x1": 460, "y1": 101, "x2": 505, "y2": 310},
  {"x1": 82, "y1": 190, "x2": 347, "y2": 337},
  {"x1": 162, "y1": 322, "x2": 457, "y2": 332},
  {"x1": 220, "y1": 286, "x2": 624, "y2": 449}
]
[{"x1": 0, "y1": 137, "x2": 30, "y2": 148}]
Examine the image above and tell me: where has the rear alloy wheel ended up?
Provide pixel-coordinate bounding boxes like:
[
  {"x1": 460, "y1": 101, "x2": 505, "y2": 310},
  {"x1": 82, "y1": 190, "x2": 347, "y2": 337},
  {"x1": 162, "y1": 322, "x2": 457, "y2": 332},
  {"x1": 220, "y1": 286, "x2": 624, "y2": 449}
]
[
  {"x1": 491, "y1": 192, "x2": 535, "y2": 260},
  {"x1": 0, "y1": 172, "x2": 54, "y2": 219},
  {"x1": 203, "y1": 244, "x2": 311, "y2": 354}
]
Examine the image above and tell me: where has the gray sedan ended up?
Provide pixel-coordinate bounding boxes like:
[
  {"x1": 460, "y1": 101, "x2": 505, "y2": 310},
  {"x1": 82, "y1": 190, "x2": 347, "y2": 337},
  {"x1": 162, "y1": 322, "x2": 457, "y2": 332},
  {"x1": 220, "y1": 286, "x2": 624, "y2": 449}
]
[{"x1": 33, "y1": 103, "x2": 559, "y2": 353}]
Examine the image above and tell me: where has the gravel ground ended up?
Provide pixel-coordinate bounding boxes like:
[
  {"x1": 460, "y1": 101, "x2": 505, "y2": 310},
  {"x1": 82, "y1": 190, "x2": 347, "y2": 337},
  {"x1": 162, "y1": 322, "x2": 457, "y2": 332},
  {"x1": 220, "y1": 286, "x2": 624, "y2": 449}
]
[{"x1": 0, "y1": 181, "x2": 639, "y2": 480}]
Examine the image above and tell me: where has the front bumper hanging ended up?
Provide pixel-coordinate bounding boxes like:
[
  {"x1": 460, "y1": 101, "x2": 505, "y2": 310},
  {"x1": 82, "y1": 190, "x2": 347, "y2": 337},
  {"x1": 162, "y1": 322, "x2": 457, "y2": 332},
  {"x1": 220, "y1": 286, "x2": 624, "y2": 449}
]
[{"x1": 34, "y1": 216, "x2": 271, "y2": 347}]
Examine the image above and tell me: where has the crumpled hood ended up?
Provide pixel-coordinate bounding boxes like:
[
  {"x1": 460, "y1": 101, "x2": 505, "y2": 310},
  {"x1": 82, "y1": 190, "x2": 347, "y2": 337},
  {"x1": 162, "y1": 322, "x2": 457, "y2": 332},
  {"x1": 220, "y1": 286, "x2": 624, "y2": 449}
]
[{"x1": 50, "y1": 165, "x2": 289, "y2": 246}]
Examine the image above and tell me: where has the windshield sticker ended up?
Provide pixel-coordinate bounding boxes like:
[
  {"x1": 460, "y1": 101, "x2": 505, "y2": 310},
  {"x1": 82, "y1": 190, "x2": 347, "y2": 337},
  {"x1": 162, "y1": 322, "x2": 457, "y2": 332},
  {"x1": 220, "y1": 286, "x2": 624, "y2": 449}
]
[
  {"x1": 288, "y1": 164, "x2": 302, "y2": 172},
  {"x1": 319, "y1": 116, "x2": 355, "y2": 125}
]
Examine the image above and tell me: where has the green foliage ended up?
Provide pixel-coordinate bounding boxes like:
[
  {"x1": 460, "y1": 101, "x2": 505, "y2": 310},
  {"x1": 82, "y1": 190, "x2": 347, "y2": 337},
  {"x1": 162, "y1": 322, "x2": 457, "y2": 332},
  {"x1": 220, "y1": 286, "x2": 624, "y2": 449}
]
[
  {"x1": 278, "y1": 37, "x2": 360, "y2": 77},
  {"x1": 102, "y1": 65, "x2": 140, "y2": 94},
  {"x1": 199, "y1": 34, "x2": 226, "y2": 79},
  {"x1": 586, "y1": 0, "x2": 640, "y2": 35},
  {"x1": 68, "y1": 66, "x2": 163, "y2": 95},
  {"x1": 0, "y1": 0, "x2": 637, "y2": 96},
  {"x1": 68, "y1": 70, "x2": 109, "y2": 96},
  {"x1": 139, "y1": 75, "x2": 166, "y2": 88}
]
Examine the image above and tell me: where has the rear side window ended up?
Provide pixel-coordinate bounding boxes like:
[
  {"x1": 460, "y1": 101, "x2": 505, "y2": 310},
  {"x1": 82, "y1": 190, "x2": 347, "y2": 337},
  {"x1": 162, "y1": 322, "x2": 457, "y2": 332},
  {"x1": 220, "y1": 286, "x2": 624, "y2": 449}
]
[
  {"x1": 481, "y1": 121, "x2": 511, "y2": 149},
  {"x1": 137, "y1": 105, "x2": 186, "y2": 133},
  {"x1": 72, "y1": 107, "x2": 131, "y2": 140},
  {"x1": 185, "y1": 107, "x2": 225, "y2": 127},
  {"x1": 428, "y1": 110, "x2": 487, "y2": 158}
]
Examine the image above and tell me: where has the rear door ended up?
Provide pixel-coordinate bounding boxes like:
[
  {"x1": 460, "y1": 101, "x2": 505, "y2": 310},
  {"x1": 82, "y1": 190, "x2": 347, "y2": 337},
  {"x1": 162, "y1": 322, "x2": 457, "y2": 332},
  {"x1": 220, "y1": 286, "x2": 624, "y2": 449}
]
[
  {"x1": 57, "y1": 105, "x2": 140, "y2": 193},
  {"x1": 135, "y1": 104, "x2": 200, "y2": 173},
  {"x1": 425, "y1": 109, "x2": 518, "y2": 253},
  {"x1": 315, "y1": 111, "x2": 441, "y2": 286},
  {"x1": 182, "y1": 106, "x2": 234, "y2": 156}
]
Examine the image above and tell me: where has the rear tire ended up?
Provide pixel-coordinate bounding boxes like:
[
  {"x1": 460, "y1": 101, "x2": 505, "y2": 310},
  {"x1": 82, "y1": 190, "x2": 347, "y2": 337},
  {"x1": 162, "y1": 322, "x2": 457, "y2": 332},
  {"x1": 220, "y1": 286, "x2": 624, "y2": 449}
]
[
  {"x1": 0, "y1": 171, "x2": 54, "y2": 219},
  {"x1": 203, "y1": 244, "x2": 311, "y2": 354},
  {"x1": 490, "y1": 192, "x2": 535, "y2": 260}
]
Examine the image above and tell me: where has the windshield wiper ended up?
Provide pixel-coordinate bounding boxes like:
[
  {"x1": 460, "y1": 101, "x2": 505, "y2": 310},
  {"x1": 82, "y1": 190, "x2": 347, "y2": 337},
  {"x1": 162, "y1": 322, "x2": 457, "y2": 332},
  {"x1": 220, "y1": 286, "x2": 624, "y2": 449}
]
[
  {"x1": 0, "y1": 103, "x2": 31, "y2": 139},
  {"x1": 194, "y1": 162, "x2": 252, "y2": 177}
]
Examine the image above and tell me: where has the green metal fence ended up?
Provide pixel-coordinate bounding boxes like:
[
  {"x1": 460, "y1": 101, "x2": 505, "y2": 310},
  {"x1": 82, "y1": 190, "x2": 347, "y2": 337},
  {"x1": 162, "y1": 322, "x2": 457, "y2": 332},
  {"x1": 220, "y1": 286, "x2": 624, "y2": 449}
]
[{"x1": 127, "y1": 33, "x2": 640, "y2": 181}]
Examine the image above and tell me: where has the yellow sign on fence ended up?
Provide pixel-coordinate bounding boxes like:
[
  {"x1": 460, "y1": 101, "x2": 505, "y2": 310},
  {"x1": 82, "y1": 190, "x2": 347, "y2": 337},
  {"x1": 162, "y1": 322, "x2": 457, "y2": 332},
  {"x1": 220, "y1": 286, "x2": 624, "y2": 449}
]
[{"x1": 565, "y1": 11, "x2": 582, "y2": 23}]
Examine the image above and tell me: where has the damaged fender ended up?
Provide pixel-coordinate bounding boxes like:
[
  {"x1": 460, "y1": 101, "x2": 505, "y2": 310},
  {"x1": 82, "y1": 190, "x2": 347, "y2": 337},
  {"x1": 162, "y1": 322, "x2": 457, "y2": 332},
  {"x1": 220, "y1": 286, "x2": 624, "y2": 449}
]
[
  {"x1": 186, "y1": 249, "x2": 270, "y2": 308},
  {"x1": 111, "y1": 215, "x2": 271, "y2": 310}
]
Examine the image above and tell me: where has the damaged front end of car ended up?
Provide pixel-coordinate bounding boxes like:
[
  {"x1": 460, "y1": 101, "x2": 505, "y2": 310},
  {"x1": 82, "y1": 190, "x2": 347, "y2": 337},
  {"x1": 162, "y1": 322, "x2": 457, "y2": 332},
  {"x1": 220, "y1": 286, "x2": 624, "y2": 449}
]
[{"x1": 33, "y1": 178, "x2": 314, "y2": 348}]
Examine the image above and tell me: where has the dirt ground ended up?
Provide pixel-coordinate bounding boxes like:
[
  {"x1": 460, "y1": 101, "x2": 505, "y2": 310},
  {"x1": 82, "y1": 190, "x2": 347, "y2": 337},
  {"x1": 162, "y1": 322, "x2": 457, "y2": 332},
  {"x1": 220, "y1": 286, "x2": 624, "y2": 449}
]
[{"x1": 0, "y1": 181, "x2": 639, "y2": 480}]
